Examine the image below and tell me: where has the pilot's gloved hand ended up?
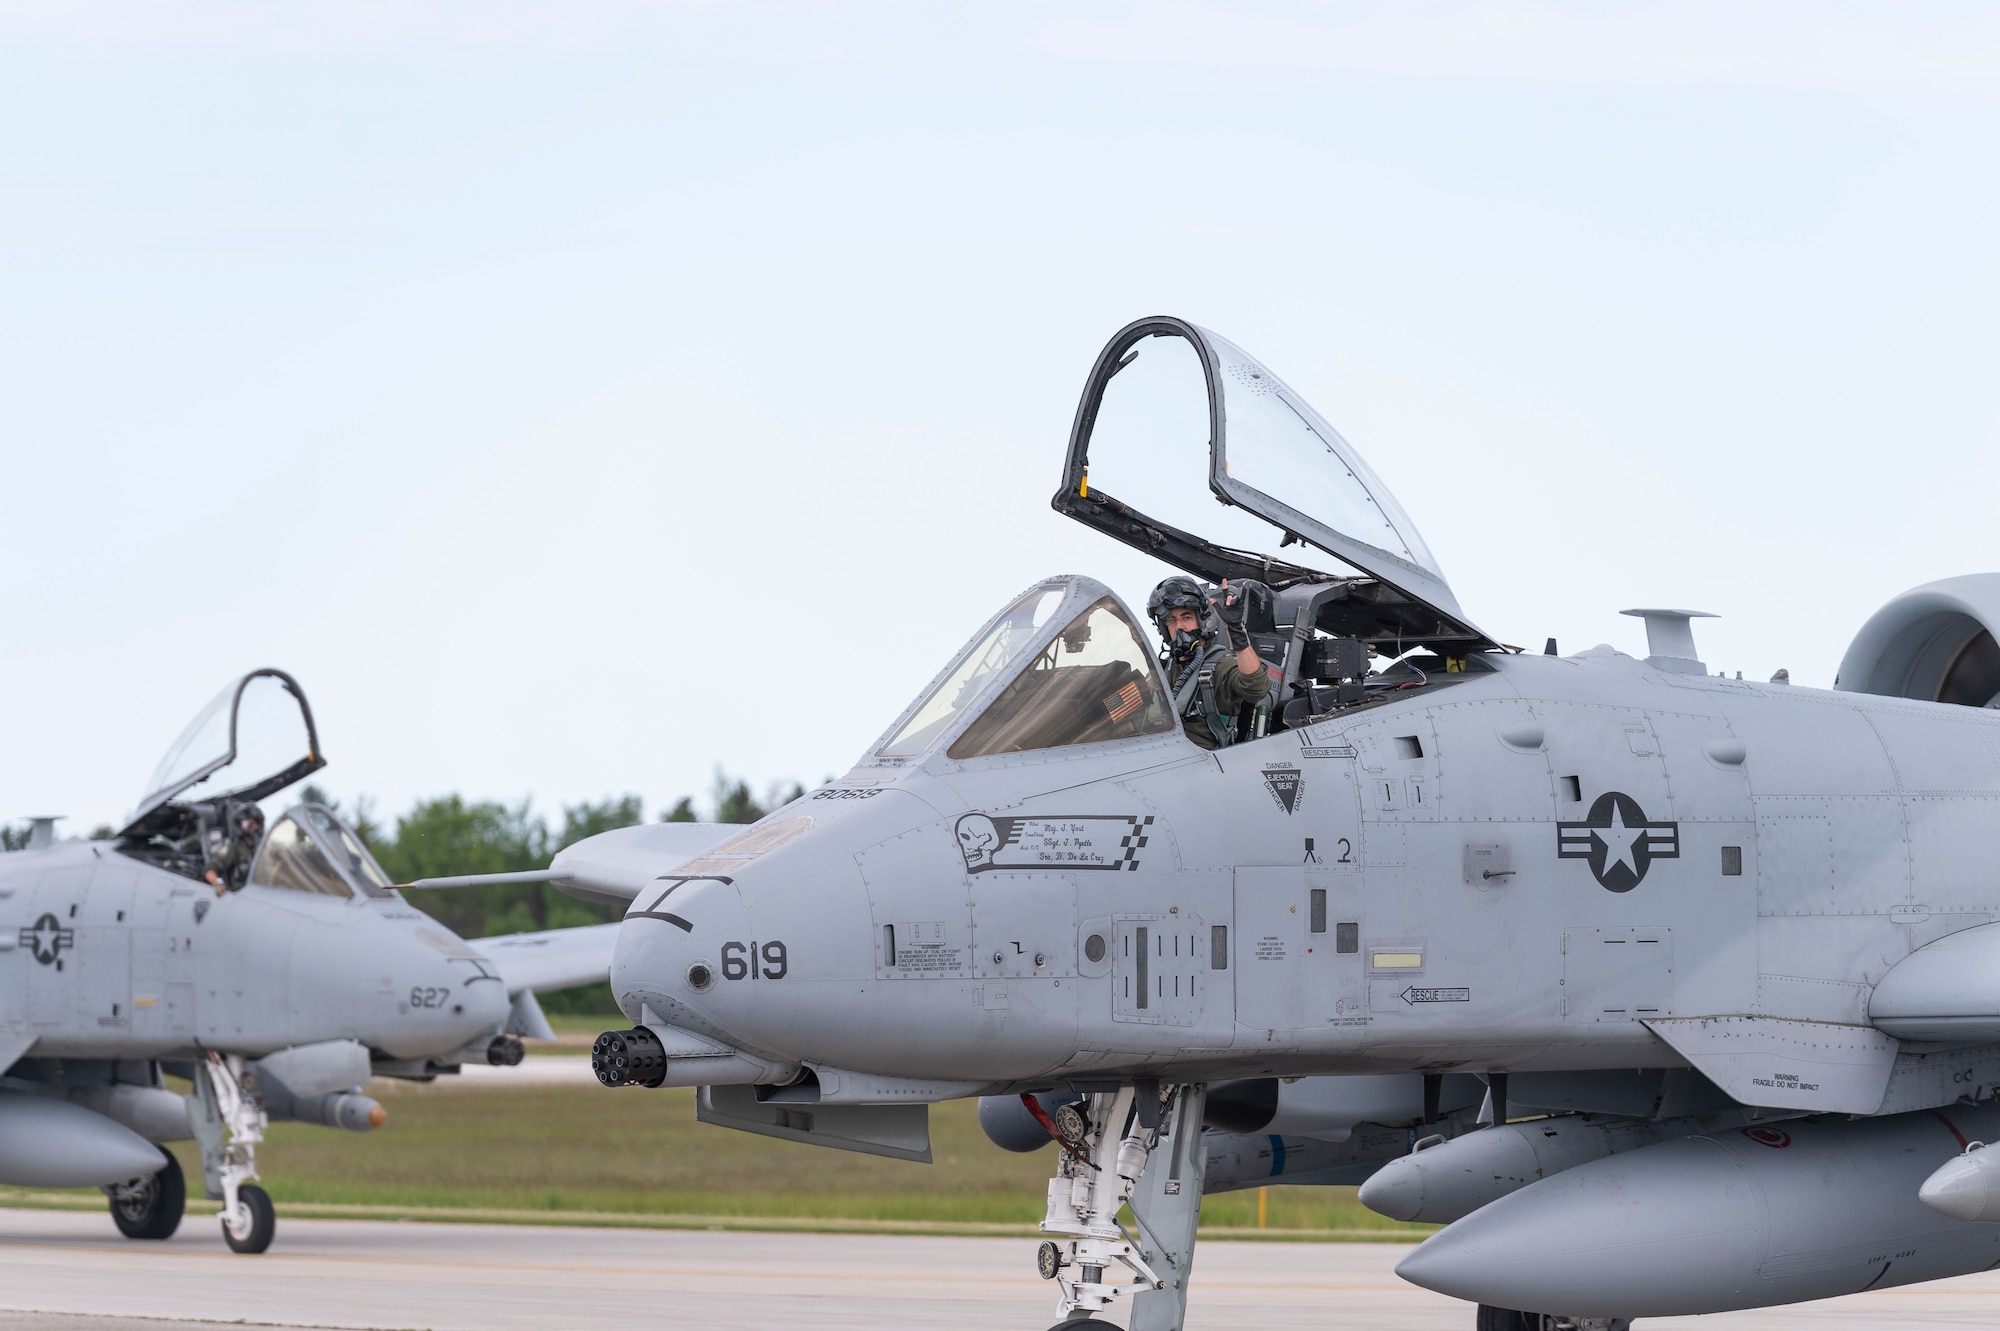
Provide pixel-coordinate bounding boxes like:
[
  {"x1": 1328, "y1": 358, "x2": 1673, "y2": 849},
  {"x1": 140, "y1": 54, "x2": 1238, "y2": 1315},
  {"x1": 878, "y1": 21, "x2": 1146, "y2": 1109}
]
[{"x1": 1211, "y1": 580, "x2": 1252, "y2": 653}]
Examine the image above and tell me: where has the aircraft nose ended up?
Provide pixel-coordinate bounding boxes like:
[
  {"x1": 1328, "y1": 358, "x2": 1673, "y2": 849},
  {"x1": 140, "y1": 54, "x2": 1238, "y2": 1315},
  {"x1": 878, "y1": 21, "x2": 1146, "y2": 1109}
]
[
  {"x1": 456, "y1": 965, "x2": 512, "y2": 1035},
  {"x1": 607, "y1": 791, "x2": 945, "y2": 1068},
  {"x1": 611, "y1": 875, "x2": 754, "y2": 1031},
  {"x1": 343, "y1": 922, "x2": 512, "y2": 1060}
]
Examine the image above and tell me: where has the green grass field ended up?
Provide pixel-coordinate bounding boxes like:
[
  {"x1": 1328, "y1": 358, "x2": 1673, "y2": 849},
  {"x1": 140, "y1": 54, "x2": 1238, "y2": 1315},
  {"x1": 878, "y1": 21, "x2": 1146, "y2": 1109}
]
[{"x1": 0, "y1": 1071, "x2": 1434, "y2": 1242}]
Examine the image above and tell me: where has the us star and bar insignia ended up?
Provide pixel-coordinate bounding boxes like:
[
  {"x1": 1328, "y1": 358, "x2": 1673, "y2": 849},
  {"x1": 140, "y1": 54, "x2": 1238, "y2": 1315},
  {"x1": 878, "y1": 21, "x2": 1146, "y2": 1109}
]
[{"x1": 1558, "y1": 791, "x2": 1679, "y2": 892}]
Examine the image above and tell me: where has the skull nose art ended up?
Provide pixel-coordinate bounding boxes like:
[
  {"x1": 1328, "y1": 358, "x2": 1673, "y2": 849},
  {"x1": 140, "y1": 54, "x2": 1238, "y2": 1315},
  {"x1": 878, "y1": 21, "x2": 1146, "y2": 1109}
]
[{"x1": 957, "y1": 814, "x2": 1001, "y2": 870}]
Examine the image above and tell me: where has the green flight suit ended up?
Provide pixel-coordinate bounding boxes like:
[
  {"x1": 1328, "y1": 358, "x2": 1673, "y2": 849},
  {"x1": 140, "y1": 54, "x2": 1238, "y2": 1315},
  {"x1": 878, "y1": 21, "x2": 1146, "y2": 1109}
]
[{"x1": 1172, "y1": 645, "x2": 1273, "y2": 751}]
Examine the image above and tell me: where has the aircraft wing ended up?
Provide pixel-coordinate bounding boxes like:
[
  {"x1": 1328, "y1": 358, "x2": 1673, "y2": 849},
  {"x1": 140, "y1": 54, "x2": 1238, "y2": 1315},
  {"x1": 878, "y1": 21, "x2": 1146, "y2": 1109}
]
[
  {"x1": 470, "y1": 922, "x2": 620, "y2": 995},
  {"x1": 402, "y1": 822, "x2": 741, "y2": 906}
]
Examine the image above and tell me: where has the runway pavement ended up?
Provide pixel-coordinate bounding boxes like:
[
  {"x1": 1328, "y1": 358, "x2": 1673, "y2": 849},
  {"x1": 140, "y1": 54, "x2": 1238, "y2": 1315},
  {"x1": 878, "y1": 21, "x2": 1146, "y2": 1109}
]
[{"x1": 0, "y1": 1208, "x2": 1998, "y2": 1329}]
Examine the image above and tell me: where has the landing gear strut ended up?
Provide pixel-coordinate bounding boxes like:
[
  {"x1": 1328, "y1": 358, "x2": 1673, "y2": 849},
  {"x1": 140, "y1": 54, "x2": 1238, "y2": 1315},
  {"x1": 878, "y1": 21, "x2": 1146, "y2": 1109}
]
[
  {"x1": 191, "y1": 1052, "x2": 275, "y2": 1254},
  {"x1": 106, "y1": 1149, "x2": 185, "y2": 1240},
  {"x1": 1035, "y1": 1081, "x2": 1209, "y2": 1331}
]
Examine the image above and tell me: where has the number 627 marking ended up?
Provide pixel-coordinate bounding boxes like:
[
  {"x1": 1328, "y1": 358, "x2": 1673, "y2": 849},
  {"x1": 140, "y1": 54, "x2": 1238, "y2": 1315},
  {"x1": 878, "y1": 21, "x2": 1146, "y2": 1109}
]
[{"x1": 721, "y1": 940, "x2": 788, "y2": 980}]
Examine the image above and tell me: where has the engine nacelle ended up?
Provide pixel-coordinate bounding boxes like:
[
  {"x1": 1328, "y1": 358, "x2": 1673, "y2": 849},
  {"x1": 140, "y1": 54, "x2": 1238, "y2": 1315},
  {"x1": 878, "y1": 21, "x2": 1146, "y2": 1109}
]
[{"x1": 1837, "y1": 573, "x2": 2000, "y2": 706}]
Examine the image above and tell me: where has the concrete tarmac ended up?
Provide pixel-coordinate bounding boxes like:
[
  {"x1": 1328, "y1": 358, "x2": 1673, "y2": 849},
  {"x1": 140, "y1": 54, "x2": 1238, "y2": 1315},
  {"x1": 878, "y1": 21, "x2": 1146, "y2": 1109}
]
[{"x1": 0, "y1": 1208, "x2": 1997, "y2": 1329}]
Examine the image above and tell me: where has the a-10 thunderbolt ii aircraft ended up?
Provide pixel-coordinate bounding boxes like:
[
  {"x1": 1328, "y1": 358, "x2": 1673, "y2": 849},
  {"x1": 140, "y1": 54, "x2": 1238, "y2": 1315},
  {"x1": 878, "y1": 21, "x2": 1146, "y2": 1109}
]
[
  {"x1": 500, "y1": 314, "x2": 2000, "y2": 1329},
  {"x1": 0, "y1": 668, "x2": 615, "y2": 1254}
]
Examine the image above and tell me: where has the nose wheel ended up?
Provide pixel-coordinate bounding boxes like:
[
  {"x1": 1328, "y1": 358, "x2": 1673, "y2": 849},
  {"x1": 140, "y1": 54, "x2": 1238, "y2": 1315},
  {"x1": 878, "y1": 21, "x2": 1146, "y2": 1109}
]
[
  {"x1": 106, "y1": 1149, "x2": 185, "y2": 1240},
  {"x1": 221, "y1": 1183, "x2": 276, "y2": 1254}
]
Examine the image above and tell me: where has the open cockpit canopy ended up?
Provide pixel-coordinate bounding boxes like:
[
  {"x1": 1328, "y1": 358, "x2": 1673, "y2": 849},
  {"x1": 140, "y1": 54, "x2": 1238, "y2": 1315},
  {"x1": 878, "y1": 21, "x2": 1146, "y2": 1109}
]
[
  {"x1": 875, "y1": 576, "x2": 1176, "y2": 762},
  {"x1": 121, "y1": 668, "x2": 326, "y2": 839},
  {"x1": 1052, "y1": 316, "x2": 1494, "y2": 653}
]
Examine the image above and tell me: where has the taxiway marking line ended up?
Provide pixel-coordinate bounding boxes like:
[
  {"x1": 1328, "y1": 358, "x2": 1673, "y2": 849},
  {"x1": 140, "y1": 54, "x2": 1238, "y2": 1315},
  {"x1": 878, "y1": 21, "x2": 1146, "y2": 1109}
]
[{"x1": 0, "y1": 1241, "x2": 1421, "y2": 1293}]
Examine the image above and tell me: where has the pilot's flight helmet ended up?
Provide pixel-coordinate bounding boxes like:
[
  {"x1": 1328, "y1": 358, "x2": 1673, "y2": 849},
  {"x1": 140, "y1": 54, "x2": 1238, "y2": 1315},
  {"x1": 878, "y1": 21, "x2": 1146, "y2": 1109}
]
[
  {"x1": 232, "y1": 802, "x2": 266, "y2": 845},
  {"x1": 1147, "y1": 576, "x2": 1214, "y2": 651}
]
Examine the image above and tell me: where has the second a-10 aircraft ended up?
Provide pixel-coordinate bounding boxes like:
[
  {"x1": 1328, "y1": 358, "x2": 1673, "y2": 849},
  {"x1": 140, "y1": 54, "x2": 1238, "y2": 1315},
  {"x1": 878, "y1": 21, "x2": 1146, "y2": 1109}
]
[
  {"x1": 0, "y1": 669, "x2": 629, "y2": 1253},
  {"x1": 452, "y1": 314, "x2": 2000, "y2": 1330}
]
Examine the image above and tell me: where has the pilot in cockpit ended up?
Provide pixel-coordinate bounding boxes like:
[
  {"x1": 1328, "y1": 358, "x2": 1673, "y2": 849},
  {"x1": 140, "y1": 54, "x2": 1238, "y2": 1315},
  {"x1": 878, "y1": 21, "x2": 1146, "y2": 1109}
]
[
  {"x1": 203, "y1": 802, "x2": 266, "y2": 894},
  {"x1": 1146, "y1": 576, "x2": 1272, "y2": 751}
]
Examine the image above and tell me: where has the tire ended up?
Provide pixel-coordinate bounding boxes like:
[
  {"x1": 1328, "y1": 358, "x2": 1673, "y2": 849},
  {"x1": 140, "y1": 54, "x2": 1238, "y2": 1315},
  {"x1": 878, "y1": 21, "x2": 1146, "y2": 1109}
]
[
  {"x1": 221, "y1": 1183, "x2": 276, "y2": 1254},
  {"x1": 107, "y1": 1150, "x2": 185, "y2": 1241}
]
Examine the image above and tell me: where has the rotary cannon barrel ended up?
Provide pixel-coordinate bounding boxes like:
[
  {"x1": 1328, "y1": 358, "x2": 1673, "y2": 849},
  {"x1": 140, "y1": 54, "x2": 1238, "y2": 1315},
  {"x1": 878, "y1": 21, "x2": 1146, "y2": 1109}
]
[{"x1": 592, "y1": 1027, "x2": 668, "y2": 1088}]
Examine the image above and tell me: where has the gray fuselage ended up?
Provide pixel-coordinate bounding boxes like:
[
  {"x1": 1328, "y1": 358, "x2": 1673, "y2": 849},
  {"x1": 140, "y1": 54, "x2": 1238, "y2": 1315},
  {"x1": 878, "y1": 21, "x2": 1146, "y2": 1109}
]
[
  {"x1": 0, "y1": 844, "x2": 509, "y2": 1060},
  {"x1": 611, "y1": 646, "x2": 2000, "y2": 1088}
]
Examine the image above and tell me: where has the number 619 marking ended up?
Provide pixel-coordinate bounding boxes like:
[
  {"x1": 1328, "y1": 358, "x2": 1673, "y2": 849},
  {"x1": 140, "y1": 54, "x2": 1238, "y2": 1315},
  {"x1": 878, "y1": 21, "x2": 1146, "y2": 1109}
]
[{"x1": 721, "y1": 940, "x2": 788, "y2": 980}]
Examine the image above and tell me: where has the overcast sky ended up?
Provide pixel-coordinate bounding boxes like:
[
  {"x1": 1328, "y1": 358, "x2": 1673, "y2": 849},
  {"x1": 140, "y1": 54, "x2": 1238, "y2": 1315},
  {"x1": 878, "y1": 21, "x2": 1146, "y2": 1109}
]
[{"x1": 6, "y1": 2, "x2": 2000, "y2": 833}]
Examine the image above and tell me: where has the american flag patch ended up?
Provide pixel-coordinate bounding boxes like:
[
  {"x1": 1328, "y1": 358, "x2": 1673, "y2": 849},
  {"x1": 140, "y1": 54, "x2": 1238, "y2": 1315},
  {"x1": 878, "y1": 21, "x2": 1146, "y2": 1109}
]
[{"x1": 1104, "y1": 680, "x2": 1144, "y2": 722}]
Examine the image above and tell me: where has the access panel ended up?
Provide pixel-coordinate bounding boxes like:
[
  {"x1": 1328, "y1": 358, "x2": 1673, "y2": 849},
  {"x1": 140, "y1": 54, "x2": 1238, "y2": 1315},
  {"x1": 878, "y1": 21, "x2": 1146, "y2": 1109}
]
[
  {"x1": 1563, "y1": 926, "x2": 1673, "y2": 1022},
  {"x1": 1235, "y1": 867, "x2": 1307, "y2": 1032},
  {"x1": 1111, "y1": 913, "x2": 1207, "y2": 1027}
]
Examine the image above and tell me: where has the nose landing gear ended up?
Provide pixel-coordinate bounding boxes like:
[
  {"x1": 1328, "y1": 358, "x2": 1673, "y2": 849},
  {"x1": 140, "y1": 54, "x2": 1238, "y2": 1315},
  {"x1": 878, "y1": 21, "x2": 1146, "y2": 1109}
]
[
  {"x1": 1035, "y1": 1081, "x2": 1209, "y2": 1331},
  {"x1": 191, "y1": 1052, "x2": 276, "y2": 1254}
]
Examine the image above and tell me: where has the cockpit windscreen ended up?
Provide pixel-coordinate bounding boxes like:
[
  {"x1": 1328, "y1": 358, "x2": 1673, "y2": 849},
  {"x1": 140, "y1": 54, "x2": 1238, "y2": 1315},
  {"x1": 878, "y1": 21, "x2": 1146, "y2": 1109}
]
[
  {"x1": 250, "y1": 804, "x2": 394, "y2": 900},
  {"x1": 879, "y1": 586, "x2": 1066, "y2": 755},
  {"x1": 949, "y1": 597, "x2": 1173, "y2": 758}
]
